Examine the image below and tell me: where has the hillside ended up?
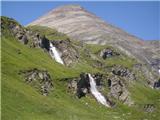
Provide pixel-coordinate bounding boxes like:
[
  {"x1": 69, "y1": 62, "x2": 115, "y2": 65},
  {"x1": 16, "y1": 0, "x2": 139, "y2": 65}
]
[
  {"x1": 1, "y1": 16, "x2": 160, "y2": 120},
  {"x1": 29, "y1": 5, "x2": 160, "y2": 85}
]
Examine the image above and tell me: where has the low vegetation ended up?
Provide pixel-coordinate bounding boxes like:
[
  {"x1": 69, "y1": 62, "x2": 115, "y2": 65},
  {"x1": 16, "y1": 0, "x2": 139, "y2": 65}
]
[{"x1": 1, "y1": 16, "x2": 160, "y2": 120}]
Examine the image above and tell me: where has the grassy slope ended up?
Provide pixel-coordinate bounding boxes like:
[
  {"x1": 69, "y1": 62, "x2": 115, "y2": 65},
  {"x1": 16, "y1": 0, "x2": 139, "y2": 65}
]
[
  {"x1": 27, "y1": 25, "x2": 69, "y2": 41},
  {"x1": 86, "y1": 44, "x2": 137, "y2": 69},
  {"x1": 2, "y1": 25, "x2": 160, "y2": 120}
]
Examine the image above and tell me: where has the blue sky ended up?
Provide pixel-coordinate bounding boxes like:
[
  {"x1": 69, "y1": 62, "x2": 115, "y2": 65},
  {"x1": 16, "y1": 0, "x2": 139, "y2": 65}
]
[{"x1": 1, "y1": 1, "x2": 160, "y2": 40}]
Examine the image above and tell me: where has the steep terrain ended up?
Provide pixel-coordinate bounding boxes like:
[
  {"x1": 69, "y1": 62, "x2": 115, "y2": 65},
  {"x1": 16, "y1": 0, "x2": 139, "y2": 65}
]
[
  {"x1": 1, "y1": 16, "x2": 160, "y2": 120},
  {"x1": 29, "y1": 5, "x2": 160, "y2": 87},
  {"x1": 143, "y1": 40, "x2": 160, "y2": 71}
]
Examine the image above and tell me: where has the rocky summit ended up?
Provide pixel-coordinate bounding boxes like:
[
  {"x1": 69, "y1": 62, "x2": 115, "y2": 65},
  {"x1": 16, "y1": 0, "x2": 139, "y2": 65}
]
[{"x1": 1, "y1": 4, "x2": 160, "y2": 120}]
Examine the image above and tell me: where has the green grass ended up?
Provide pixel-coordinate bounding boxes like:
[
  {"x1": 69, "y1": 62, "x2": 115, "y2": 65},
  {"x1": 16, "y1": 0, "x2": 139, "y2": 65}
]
[
  {"x1": 27, "y1": 25, "x2": 69, "y2": 41},
  {"x1": 1, "y1": 16, "x2": 22, "y2": 28},
  {"x1": 86, "y1": 43, "x2": 137, "y2": 69},
  {"x1": 2, "y1": 21, "x2": 160, "y2": 120}
]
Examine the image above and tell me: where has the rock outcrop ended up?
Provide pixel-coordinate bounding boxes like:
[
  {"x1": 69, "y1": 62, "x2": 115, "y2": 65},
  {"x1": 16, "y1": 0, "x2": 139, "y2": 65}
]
[
  {"x1": 67, "y1": 73, "x2": 90, "y2": 98},
  {"x1": 143, "y1": 104, "x2": 156, "y2": 113},
  {"x1": 1, "y1": 16, "x2": 79, "y2": 66},
  {"x1": 12, "y1": 24, "x2": 50, "y2": 50},
  {"x1": 111, "y1": 65, "x2": 136, "y2": 81},
  {"x1": 29, "y1": 5, "x2": 160, "y2": 88},
  {"x1": 92, "y1": 72, "x2": 134, "y2": 105},
  {"x1": 1, "y1": 16, "x2": 50, "y2": 50},
  {"x1": 100, "y1": 48, "x2": 120, "y2": 59},
  {"x1": 133, "y1": 63, "x2": 159, "y2": 88},
  {"x1": 107, "y1": 75, "x2": 133, "y2": 105},
  {"x1": 143, "y1": 40, "x2": 160, "y2": 74},
  {"x1": 51, "y1": 39, "x2": 79, "y2": 66},
  {"x1": 67, "y1": 78, "x2": 78, "y2": 94},
  {"x1": 67, "y1": 72, "x2": 133, "y2": 106},
  {"x1": 19, "y1": 68, "x2": 53, "y2": 96},
  {"x1": 77, "y1": 73, "x2": 90, "y2": 98}
]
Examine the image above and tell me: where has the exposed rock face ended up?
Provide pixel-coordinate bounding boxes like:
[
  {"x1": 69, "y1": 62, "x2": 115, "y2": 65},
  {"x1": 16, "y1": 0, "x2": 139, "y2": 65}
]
[
  {"x1": 143, "y1": 40, "x2": 160, "y2": 60},
  {"x1": 11, "y1": 24, "x2": 29, "y2": 44},
  {"x1": 29, "y1": 5, "x2": 160, "y2": 87},
  {"x1": 90, "y1": 72, "x2": 134, "y2": 105},
  {"x1": 40, "y1": 35, "x2": 50, "y2": 51},
  {"x1": 2, "y1": 16, "x2": 79, "y2": 66},
  {"x1": 133, "y1": 64, "x2": 159, "y2": 88},
  {"x1": 1, "y1": 17, "x2": 50, "y2": 51},
  {"x1": 92, "y1": 73, "x2": 104, "y2": 86},
  {"x1": 19, "y1": 68, "x2": 53, "y2": 96},
  {"x1": 100, "y1": 48, "x2": 120, "y2": 59},
  {"x1": 51, "y1": 39, "x2": 79, "y2": 66},
  {"x1": 111, "y1": 65, "x2": 136, "y2": 81},
  {"x1": 67, "y1": 78, "x2": 78, "y2": 94},
  {"x1": 76, "y1": 73, "x2": 90, "y2": 98},
  {"x1": 142, "y1": 40, "x2": 160, "y2": 75},
  {"x1": 108, "y1": 75, "x2": 133, "y2": 106},
  {"x1": 67, "y1": 73, "x2": 90, "y2": 98},
  {"x1": 12, "y1": 25, "x2": 50, "y2": 50},
  {"x1": 67, "y1": 72, "x2": 133, "y2": 106}
]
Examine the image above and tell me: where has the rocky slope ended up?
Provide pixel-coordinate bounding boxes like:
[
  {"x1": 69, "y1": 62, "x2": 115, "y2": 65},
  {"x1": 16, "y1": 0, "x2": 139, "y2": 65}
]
[
  {"x1": 143, "y1": 40, "x2": 160, "y2": 71},
  {"x1": 29, "y1": 5, "x2": 160, "y2": 87},
  {"x1": 2, "y1": 16, "x2": 160, "y2": 120},
  {"x1": 19, "y1": 68, "x2": 53, "y2": 96}
]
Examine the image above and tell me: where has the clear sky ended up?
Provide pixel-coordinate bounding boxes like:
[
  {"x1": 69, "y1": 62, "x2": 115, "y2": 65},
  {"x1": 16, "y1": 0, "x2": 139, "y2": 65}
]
[{"x1": 1, "y1": 1, "x2": 160, "y2": 40}]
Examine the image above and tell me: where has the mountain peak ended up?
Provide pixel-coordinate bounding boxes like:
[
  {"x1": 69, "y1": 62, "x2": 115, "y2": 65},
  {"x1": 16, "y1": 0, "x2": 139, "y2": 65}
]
[
  {"x1": 56, "y1": 4, "x2": 83, "y2": 9},
  {"x1": 49, "y1": 4, "x2": 85, "y2": 13},
  {"x1": 29, "y1": 5, "x2": 160, "y2": 75}
]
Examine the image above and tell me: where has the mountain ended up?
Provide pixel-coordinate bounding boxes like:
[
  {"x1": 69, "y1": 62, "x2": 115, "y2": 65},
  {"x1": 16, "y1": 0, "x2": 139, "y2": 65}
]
[
  {"x1": 1, "y1": 5, "x2": 160, "y2": 120},
  {"x1": 29, "y1": 5, "x2": 160, "y2": 86}
]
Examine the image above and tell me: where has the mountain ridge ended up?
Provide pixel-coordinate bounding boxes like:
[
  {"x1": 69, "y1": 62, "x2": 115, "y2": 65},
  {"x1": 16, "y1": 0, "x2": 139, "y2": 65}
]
[{"x1": 28, "y1": 5, "x2": 141, "y2": 43}]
